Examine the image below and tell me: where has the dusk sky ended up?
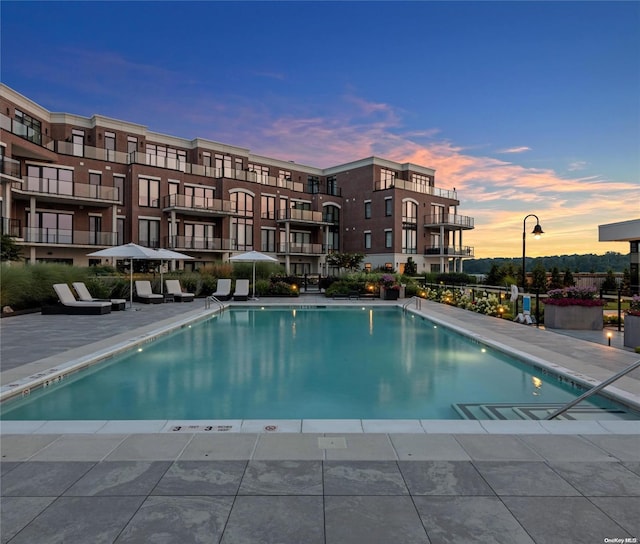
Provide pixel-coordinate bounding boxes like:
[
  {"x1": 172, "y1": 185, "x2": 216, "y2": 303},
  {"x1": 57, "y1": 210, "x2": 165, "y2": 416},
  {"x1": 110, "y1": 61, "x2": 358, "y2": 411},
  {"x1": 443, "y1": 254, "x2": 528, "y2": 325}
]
[{"x1": 2, "y1": 1, "x2": 638, "y2": 259}]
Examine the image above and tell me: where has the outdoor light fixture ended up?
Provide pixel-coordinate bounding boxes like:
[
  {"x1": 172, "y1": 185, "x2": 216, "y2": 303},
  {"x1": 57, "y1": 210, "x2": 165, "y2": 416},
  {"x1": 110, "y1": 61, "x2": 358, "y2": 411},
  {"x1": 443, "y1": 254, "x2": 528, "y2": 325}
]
[
  {"x1": 522, "y1": 214, "x2": 544, "y2": 292},
  {"x1": 607, "y1": 332, "x2": 612, "y2": 347}
]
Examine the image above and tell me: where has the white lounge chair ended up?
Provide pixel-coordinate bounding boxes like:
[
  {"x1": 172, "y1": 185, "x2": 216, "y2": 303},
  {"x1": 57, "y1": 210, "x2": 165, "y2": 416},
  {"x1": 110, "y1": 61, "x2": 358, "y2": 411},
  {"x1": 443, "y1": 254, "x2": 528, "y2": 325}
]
[
  {"x1": 211, "y1": 278, "x2": 232, "y2": 301},
  {"x1": 134, "y1": 280, "x2": 164, "y2": 304},
  {"x1": 233, "y1": 279, "x2": 250, "y2": 301},
  {"x1": 165, "y1": 279, "x2": 195, "y2": 302},
  {"x1": 72, "y1": 282, "x2": 126, "y2": 310},
  {"x1": 42, "y1": 284, "x2": 112, "y2": 315}
]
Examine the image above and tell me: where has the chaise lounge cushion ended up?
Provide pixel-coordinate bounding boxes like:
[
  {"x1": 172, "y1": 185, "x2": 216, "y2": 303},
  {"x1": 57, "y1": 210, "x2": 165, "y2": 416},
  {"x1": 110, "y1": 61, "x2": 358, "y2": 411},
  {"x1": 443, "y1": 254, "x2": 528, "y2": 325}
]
[
  {"x1": 43, "y1": 284, "x2": 112, "y2": 315},
  {"x1": 134, "y1": 281, "x2": 164, "y2": 304},
  {"x1": 72, "y1": 282, "x2": 126, "y2": 310},
  {"x1": 165, "y1": 279, "x2": 195, "y2": 302}
]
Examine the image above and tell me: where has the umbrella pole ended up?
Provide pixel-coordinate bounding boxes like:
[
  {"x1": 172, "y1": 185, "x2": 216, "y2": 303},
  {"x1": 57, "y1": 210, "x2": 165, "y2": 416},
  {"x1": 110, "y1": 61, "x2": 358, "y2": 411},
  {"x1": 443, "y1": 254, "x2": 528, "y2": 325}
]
[
  {"x1": 252, "y1": 261, "x2": 256, "y2": 299},
  {"x1": 130, "y1": 262, "x2": 133, "y2": 308}
]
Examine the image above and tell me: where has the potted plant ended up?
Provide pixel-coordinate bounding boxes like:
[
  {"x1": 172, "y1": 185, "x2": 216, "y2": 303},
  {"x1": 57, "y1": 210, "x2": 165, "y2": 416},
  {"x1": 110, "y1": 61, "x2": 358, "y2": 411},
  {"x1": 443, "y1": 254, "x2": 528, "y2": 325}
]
[
  {"x1": 543, "y1": 286, "x2": 605, "y2": 330},
  {"x1": 379, "y1": 274, "x2": 400, "y2": 300},
  {"x1": 624, "y1": 295, "x2": 640, "y2": 348}
]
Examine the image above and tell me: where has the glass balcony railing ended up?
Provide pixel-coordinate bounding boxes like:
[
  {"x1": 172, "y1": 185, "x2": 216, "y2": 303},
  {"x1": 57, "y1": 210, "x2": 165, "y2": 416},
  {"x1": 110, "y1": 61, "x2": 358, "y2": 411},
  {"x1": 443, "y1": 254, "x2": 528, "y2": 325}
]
[
  {"x1": 277, "y1": 209, "x2": 325, "y2": 223},
  {"x1": 1, "y1": 217, "x2": 21, "y2": 237},
  {"x1": 0, "y1": 113, "x2": 51, "y2": 147},
  {"x1": 13, "y1": 178, "x2": 120, "y2": 202},
  {"x1": 162, "y1": 194, "x2": 236, "y2": 213},
  {"x1": 423, "y1": 246, "x2": 474, "y2": 257},
  {"x1": 0, "y1": 156, "x2": 21, "y2": 179},
  {"x1": 22, "y1": 228, "x2": 116, "y2": 245},
  {"x1": 276, "y1": 242, "x2": 325, "y2": 254},
  {"x1": 166, "y1": 236, "x2": 231, "y2": 251},
  {"x1": 424, "y1": 213, "x2": 474, "y2": 229},
  {"x1": 375, "y1": 179, "x2": 458, "y2": 200}
]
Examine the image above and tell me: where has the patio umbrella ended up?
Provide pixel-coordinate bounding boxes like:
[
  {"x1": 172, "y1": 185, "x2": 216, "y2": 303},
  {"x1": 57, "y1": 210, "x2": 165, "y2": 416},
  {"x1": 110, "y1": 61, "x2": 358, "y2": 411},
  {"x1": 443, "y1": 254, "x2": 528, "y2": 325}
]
[
  {"x1": 154, "y1": 248, "x2": 194, "y2": 293},
  {"x1": 87, "y1": 243, "x2": 161, "y2": 307},
  {"x1": 229, "y1": 250, "x2": 279, "y2": 300}
]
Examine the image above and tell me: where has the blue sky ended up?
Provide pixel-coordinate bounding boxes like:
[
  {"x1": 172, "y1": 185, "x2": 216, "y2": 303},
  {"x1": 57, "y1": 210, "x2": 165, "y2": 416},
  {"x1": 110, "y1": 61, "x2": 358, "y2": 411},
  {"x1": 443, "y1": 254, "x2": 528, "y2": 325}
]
[{"x1": 2, "y1": 1, "x2": 638, "y2": 258}]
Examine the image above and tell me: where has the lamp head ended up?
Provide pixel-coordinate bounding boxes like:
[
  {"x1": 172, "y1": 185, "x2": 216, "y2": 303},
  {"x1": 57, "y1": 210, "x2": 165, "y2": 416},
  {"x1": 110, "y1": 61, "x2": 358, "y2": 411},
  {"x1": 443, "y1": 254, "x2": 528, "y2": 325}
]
[{"x1": 532, "y1": 224, "x2": 544, "y2": 239}]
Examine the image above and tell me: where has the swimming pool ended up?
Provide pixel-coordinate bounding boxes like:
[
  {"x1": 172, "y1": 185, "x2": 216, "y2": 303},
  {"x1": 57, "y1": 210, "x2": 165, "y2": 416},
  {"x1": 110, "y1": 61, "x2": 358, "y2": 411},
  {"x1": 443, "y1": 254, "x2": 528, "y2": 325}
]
[{"x1": 2, "y1": 306, "x2": 634, "y2": 421}]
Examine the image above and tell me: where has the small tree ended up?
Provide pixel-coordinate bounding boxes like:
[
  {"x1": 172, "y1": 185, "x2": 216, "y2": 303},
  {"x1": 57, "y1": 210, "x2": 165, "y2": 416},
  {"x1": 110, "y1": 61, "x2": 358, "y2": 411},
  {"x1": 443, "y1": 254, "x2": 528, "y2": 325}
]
[
  {"x1": 531, "y1": 263, "x2": 547, "y2": 292},
  {"x1": 326, "y1": 252, "x2": 364, "y2": 273},
  {"x1": 404, "y1": 256, "x2": 417, "y2": 276},
  {"x1": 0, "y1": 234, "x2": 22, "y2": 262},
  {"x1": 601, "y1": 270, "x2": 617, "y2": 292},
  {"x1": 485, "y1": 264, "x2": 503, "y2": 286},
  {"x1": 563, "y1": 268, "x2": 575, "y2": 287},
  {"x1": 549, "y1": 267, "x2": 563, "y2": 290}
]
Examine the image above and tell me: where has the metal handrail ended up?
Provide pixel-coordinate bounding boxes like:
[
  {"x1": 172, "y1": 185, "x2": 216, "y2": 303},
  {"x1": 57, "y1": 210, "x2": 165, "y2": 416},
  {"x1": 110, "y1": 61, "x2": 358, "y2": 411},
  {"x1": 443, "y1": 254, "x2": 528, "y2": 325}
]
[
  {"x1": 205, "y1": 295, "x2": 224, "y2": 312},
  {"x1": 402, "y1": 296, "x2": 421, "y2": 312},
  {"x1": 545, "y1": 359, "x2": 640, "y2": 420}
]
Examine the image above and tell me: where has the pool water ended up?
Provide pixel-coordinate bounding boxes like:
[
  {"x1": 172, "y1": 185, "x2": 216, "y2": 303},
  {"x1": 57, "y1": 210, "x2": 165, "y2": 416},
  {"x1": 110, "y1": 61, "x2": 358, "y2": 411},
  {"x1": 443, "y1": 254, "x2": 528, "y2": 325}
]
[{"x1": 0, "y1": 307, "x2": 629, "y2": 420}]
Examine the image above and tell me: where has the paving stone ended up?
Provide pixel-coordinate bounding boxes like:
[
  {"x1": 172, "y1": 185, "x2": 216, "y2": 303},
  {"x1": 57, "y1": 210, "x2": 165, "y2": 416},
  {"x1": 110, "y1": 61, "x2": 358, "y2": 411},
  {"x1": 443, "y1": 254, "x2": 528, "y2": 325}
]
[
  {"x1": 0, "y1": 496, "x2": 56, "y2": 544},
  {"x1": 116, "y1": 496, "x2": 233, "y2": 544},
  {"x1": 325, "y1": 496, "x2": 429, "y2": 544},
  {"x1": 517, "y1": 434, "x2": 617, "y2": 462},
  {"x1": 29, "y1": 434, "x2": 127, "y2": 461},
  {"x1": 221, "y1": 496, "x2": 323, "y2": 544},
  {"x1": 323, "y1": 461, "x2": 408, "y2": 495},
  {"x1": 152, "y1": 461, "x2": 246, "y2": 495},
  {"x1": 582, "y1": 434, "x2": 640, "y2": 461},
  {"x1": 454, "y1": 434, "x2": 543, "y2": 461},
  {"x1": 0, "y1": 461, "x2": 21, "y2": 476},
  {"x1": 239, "y1": 460, "x2": 322, "y2": 495},
  {"x1": 502, "y1": 496, "x2": 633, "y2": 543},
  {"x1": 414, "y1": 496, "x2": 535, "y2": 544},
  {"x1": 0, "y1": 435, "x2": 61, "y2": 461},
  {"x1": 589, "y1": 496, "x2": 640, "y2": 535},
  {"x1": 105, "y1": 433, "x2": 192, "y2": 460},
  {"x1": 6, "y1": 496, "x2": 145, "y2": 544},
  {"x1": 473, "y1": 461, "x2": 581, "y2": 496},
  {"x1": 398, "y1": 461, "x2": 494, "y2": 496},
  {"x1": 1, "y1": 461, "x2": 95, "y2": 496},
  {"x1": 252, "y1": 433, "x2": 323, "y2": 460},
  {"x1": 179, "y1": 433, "x2": 257, "y2": 460},
  {"x1": 550, "y1": 461, "x2": 640, "y2": 496},
  {"x1": 623, "y1": 461, "x2": 640, "y2": 477},
  {"x1": 390, "y1": 433, "x2": 471, "y2": 460},
  {"x1": 64, "y1": 461, "x2": 171, "y2": 496},
  {"x1": 324, "y1": 434, "x2": 397, "y2": 461}
]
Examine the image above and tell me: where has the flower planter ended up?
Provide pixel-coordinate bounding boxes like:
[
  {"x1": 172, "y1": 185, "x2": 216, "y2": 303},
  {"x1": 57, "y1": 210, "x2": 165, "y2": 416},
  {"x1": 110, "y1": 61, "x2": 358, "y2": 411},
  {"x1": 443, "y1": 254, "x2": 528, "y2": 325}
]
[
  {"x1": 543, "y1": 305, "x2": 603, "y2": 330},
  {"x1": 624, "y1": 314, "x2": 640, "y2": 348},
  {"x1": 383, "y1": 288, "x2": 400, "y2": 300}
]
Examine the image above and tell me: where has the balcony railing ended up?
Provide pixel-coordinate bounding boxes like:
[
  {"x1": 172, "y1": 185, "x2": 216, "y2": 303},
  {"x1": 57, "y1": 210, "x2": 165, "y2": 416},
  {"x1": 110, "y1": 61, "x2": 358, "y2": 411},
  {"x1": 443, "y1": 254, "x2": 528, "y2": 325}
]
[
  {"x1": 0, "y1": 156, "x2": 21, "y2": 179},
  {"x1": 13, "y1": 177, "x2": 120, "y2": 202},
  {"x1": 166, "y1": 236, "x2": 231, "y2": 251},
  {"x1": 424, "y1": 213, "x2": 474, "y2": 229},
  {"x1": 22, "y1": 228, "x2": 116, "y2": 245},
  {"x1": 55, "y1": 140, "x2": 131, "y2": 164},
  {"x1": 0, "y1": 113, "x2": 53, "y2": 147},
  {"x1": 375, "y1": 179, "x2": 458, "y2": 200},
  {"x1": 1, "y1": 217, "x2": 21, "y2": 237},
  {"x1": 277, "y1": 209, "x2": 325, "y2": 223},
  {"x1": 277, "y1": 242, "x2": 325, "y2": 255},
  {"x1": 424, "y1": 246, "x2": 474, "y2": 257},
  {"x1": 162, "y1": 194, "x2": 236, "y2": 214}
]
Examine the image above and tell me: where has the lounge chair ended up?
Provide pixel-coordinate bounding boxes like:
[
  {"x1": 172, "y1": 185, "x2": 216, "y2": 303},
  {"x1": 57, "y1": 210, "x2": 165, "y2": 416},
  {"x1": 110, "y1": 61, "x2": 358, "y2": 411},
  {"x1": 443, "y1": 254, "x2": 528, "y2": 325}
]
[
  {"x1": 42, "y1": 284, "x2": 112, "y2": 315},
  {"x1": 211, "y1": 278, "x2": 232, "y2": 301},
  {"x1": 165, "y1": 279, "x2": 195, "y2": 302},
  {"x1": 233, "y1": 279, "x2": 250, "y2": 301},
  {"x1": 72, "y1": 282, "x2": 126, "y2": 310},
  {"x1": 134, "y1": 280, "x2": 164, "y2": 304}
]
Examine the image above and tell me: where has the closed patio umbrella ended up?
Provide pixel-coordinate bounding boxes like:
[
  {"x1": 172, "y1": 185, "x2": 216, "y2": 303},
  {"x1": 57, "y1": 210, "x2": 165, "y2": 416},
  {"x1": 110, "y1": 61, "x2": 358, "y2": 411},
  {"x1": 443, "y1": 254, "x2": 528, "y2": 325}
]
[{"x1": 229, "y1": 250, "x2": 279, "y2": 300}]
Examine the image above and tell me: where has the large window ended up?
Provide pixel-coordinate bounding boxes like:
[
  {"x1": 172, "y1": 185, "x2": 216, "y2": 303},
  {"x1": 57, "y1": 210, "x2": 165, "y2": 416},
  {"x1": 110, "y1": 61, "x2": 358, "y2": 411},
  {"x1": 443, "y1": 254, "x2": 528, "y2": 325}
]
[
  {"x1": 385, "y1": 229, "x2": 393, "y2": 249},
  {"x1": 89, "y1": 216, "x2": 102, "y2": 245},
  {"x1": 104, "y1": 131, "x2": 116, "y2": 154},
  {"x1": 127, "y1": 136, "x2": 137, "y2": 154},
  {"x1": 326, "y1": 175, "x2": 338, "y2": 196},
  {"x1": 380, "y1": 168, "x2": 396, "y2": 189},
  {"x1": 138, "y1": 219, "x2": 160, "y2": 247},
  {"x1": 185, "y1": 185, "x2": 214, "y2": 208},
  {"x1": 231, "y1": 192, "x2": 254, "y2": 250},
  {"x1": 248, "y1": 164, "x2": 269, "y2": 184},
  {"x1": 364, "y1": 232, "x2": 371, "y2": 249},
  {"x1": 114, "y1": 176, "x2": 125, "y2": 204},
  {"x1": 385, "y1": 198, "x2": 393, "y2": 217},
  {"x1": 402, "y1": 200, "x2": 418, "y2": 254},
  {"x1": 232, "y1": 191, "x2": 254, "y2": 216},
  {"x1": 307, "y1": 176, "x2": 319, "y2": 194},
  {"x1": 261, "y1": 195, "x2": 276, "y2": 219},
  {"x1": 261, "y1": 228, "x2": 276, "y2": 252},
  {"x1": 138, "y1": 178, "x2": 159, "y2": 207},
  {"x1": 27, "y1": 211, "x2": 73, "y2": 244},
  {"x1": 364, "y1": 201, "x2": 371, "y2": 219},
  {"x1": 215, "y1": 154, "x2": 232, "y2": 177},
  {"x1": 411, "y1": 173, "x2": 431, "y2": 187},
  {"x1": 185, "y1": 223, "x2": 216, "y2": 249},
  {"x1": 14, "y1": 109, "x2": 42, "y2": 144},
  {"x1": 26, "y1": 165, "x2": 73, "y2": 195},
  {"x1": 72, "y1": 129, "x2": 84, "y2": 157}
]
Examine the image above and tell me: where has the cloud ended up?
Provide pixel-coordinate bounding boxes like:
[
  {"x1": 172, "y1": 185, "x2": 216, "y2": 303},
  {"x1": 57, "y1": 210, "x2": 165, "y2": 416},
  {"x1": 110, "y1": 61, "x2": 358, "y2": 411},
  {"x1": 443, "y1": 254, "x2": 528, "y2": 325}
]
[
  {"x1": 567, "y1": 160, "x2": 588, "y2": 171},
  {"x1": 498, "y1": 146, "x2": 532, "y2": 154}
]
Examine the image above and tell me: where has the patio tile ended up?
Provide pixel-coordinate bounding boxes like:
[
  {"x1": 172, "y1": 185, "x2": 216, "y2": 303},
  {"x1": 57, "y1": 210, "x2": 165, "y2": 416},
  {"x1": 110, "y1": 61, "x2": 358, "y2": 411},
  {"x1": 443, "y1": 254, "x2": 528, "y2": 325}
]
[
  {"x1": 623, "y1": 461, "x2": 640, "y2": 477},
  {"x1": 325, "y1": 496, "x2": 429, "y2": 544},
  {"x1": 1, "y1": 461, "x2": 95, "y2": 496},
  {"x1": 0, "y1": 497, "x2": 56, "y2": 544},
  {"x1": 179, "y1": 433, "x2": 258, "y2": 460},
  {"x1": 323, "y1": 461, "x2": 408, "y2": 495},
  {"x1": 29, "y1": 434, "x2": 127, "y2": 461},
  {"x1": 590, "y1": 497, "x2": 640, "y2": 535},
  {"x1": 302, "y1": 419, "x2": 363, "y2": 433},
  {"x1": 549, "y1": 461, "x2": 640, "y2": 496},
  {"x1": 324, "y1": 434, "x2": 397, "y2": 461},
  {"x1": 398, "y1": 461, "x2": 494, "y2": 496},
  {"x1": 97, "y1": 420, "x2": 168, "y2": 433},
  {"x1": 6, "y1": 496, "x2": 145, "y2": 544},
  {"x1": 582, "y1": 434, "x2": 640, "y2": 461},
  {"x1": 64, "y1": 461, "x2": 171, "y2": 496},
  {"x1": 362, "y1": 419, "x2": 424, "y2": 433},
  {"x1": 517, "y1": 434, "x2": 616, "y2": 462},
  {"x1": 116, "y1": 496, "x2": 233, "y2": 544},
  {"x1": 420, "y1": 420, "x2": 487, "y2": 434},
  {"x1": 253, "y1": 433, "x2": 323, "y2": 460},
  {"x1": 36, "y1": 420, "x2": 109, "y2": 433},
  {"x1": 104, "y1": 433, "x2": 192, "y2": 460},
  {"x1": 454, "y1": 434, "x2": 543, "y2": 461},
  {"x1": 239, "y1": 460, "x2": 322, "y2": 495},
  {"x1": 0, "y1": 421, "x2": 46, "y2": 434},
  {"x1": 0, "y1": 434, "x2": 61, "y2": 461},
  {"x1": 152, "y1": 461, "x2": 246, "y2": 495},
  {"x1": 413, "y1": 496, "x2": 535, "y2": 544},
  {"x1": 221, "y1": 496, "x2": 324, "y2": 544},
  {"x1": 538, "y1": 420, "x2": 609, "y2": 434},
  {"x1": 502, "y1": 497, "x2": 633, "y2": 543},
  {"x1": 597, "y1": 420, "x2": 640, "y2": 434},
  {"x1": 390, "y1": 433, "x2": 471, "y2": 460},
  {"x1": 0, "y1": 461, "x2": 21, "y2": 476},
  {"x1": 473, "y1": 461, "x2": 580, "y2": 496}
]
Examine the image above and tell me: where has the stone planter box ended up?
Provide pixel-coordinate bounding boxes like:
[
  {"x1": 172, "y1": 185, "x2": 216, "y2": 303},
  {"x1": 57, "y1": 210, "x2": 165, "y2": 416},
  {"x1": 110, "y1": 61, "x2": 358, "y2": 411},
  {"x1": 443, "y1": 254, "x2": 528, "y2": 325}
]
[
  {"x1": 624, "y1": 314, "x2": 640, "y2": 348},
  {"x1": 382, "y1": 288, "x2": 400, "y2": 300},
  {"x1": 543, "y1": 305, "x2": 603, "y2": 330}
]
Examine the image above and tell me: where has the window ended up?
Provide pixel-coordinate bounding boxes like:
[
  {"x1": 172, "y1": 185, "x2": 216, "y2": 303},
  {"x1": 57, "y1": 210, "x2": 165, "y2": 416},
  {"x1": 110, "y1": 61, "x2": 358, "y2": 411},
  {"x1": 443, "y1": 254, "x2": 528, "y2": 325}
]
[
  {"x1": 202, "y1": 152, "x2": 211, "y2": 168},
  {"x1": 168, "y1": 182, "x2": 179, "y2": 195},
  {"x1": 307, "y1": 176, "x2": 319, "y2": 194},
  {"x1": 278, "y1": 170, "x2": 291, "y2": 182},
  {"x1": 114, "y1": 176, "x2": 125, "y2": 204},
  {"x1": 138, "y1": 177, "x2": 159, "y2": 207},
  {"x1": 231, "y1": 192, "x2": 254, "y2": 250},
  {"x1": 72, "y1": 129, "x2": 84, "y2": 157},
  {"x1": 104, "y1": 132, "x2": 116, "y2": 159},
  {"x1": 89, "y1": 172, "x2": 101, "y2": 186},
  {"x1": 364, "y1": 232, "x2": 372, "y2": 249},
  {"x1": 324, "y1": 205, "x2": 339, "y2": 224},
  {"x1": 185, "y1": 223, "x2": 215, "y2": 249},
  {"x1": 380, "y1": 168, "x2": 396, "y2": 189},
  {"x1": 26, "y1": 165, "x2": 73, "y2": 195},
  {"x1": 261, "y1": 195, "x2": 276, "y2": 219},
  {"x1": 185, "y1": 185, "x2": 214, "y2": 208},
  {"x1": 402, "y1": 228, "x2": 417, "y2": 254},
  {"x1": 215, "y1": 154, "x2": 232, "y2": 177},
  {"x1": 138, "y1": 219, "x2": 160, "y2": 248},
  {"x1": 14, "y1": 109, "x2": 42, "y2": 144},
  {"x1": 248, "y1": 164, "x2": 269, "y2": 183},
  {"x1": 431, "y1": 204, "x2": 444, "y2": 223},
  {"x1": 231, "y1": 191, "x2": 254, "y2": 216},
  {"x1": 117, "y1": 218, "x2": 125, "y2": 245},
  {"x1": 327, "y1": 225, "x2": 339, "y2": 252},
  {"x1": 326, "y1": 175, "x2": 338, "y2": 196},
  {"x1": 364, "y1": 201, "x2": 371, "y2": 219},
  {"x1": 28, "y1": 211, "x2": 73, "y2": 244},
  {"x1": 385, "y1": 198, "x2": 393, "y2": 217},
  {"x1": 385, "y1": 230, "x2": 393, "y2": 249},
  {"x1": 411, "y1": 173, "x2": 431, "y2": 187},
  {"x1": 89, "y1": 216, "x2": 102, "y2": 245},
  {"x1": 261, "y1": 228, "x2": 276, "y2": 252},
  {"x1": 127, "y1": 136, "x2": 137, "y2": 154}
]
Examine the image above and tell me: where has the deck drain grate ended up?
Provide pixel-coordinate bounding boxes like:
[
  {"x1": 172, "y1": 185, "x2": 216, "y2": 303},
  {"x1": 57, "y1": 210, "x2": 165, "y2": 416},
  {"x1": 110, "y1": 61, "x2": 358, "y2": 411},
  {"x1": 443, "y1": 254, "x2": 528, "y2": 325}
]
[{"x1": 318, "y1": 437, "x2": 347, "y2": 449}]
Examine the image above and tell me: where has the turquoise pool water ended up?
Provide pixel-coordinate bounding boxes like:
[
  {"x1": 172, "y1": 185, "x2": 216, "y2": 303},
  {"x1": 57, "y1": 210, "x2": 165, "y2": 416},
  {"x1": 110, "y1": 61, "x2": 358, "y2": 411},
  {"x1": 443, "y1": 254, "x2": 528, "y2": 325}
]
[{"x1": 0, "y1": 307, "x2": 628, "y2": 420}]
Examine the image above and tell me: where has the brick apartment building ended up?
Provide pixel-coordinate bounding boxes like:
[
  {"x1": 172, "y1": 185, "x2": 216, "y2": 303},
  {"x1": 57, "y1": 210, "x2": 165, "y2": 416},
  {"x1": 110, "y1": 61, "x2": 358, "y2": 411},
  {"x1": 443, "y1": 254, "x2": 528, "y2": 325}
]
[{"x1": 0, "y1": 84, "x2": 474, "y2": 275}]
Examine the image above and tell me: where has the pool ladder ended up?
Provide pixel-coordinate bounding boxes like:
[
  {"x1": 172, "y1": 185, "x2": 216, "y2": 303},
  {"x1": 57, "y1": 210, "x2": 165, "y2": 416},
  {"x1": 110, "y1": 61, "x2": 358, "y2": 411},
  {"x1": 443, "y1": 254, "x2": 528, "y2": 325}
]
[
  {"x1": 205, "y1": 295, "x2": 225, "y2": 312},
  {"x1": 402, "y1": 296, "x2": 422, "y2": 312}
]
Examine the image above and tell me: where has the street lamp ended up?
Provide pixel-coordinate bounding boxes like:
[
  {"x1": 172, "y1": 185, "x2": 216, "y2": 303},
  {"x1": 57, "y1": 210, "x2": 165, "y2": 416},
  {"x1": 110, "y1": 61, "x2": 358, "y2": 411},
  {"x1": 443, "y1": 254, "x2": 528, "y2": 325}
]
[{"x1": 522, "y1": 214, "x2": 544, "y2": 292}]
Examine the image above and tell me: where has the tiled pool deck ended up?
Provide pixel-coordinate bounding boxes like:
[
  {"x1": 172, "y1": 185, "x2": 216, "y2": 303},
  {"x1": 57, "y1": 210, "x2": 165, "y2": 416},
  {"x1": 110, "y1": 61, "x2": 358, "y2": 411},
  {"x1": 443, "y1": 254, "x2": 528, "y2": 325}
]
[{"x1": 1, "y1": 297, "x2": 639, "y2": 543}]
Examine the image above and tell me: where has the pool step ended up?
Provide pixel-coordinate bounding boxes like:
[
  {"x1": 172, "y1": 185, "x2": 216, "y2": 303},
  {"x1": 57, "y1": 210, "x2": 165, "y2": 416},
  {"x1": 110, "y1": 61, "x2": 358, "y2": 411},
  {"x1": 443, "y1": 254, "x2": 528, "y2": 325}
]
[{"x1": 452, "y1": 403, "x2": 635, "y2": 421}]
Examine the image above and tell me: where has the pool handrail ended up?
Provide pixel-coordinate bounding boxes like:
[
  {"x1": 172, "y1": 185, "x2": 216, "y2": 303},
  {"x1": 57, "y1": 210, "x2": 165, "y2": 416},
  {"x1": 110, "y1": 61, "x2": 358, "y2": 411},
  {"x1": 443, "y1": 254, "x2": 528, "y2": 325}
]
[
  {"x1": 402, "y1": 296, "x2": 422, "y2": 312},
  {"x1": 205, "y1": 295, "x2": 225, "y2": 312},
  {"x1": 545, "y1": 358, "x2": 640, "y2": 420}
]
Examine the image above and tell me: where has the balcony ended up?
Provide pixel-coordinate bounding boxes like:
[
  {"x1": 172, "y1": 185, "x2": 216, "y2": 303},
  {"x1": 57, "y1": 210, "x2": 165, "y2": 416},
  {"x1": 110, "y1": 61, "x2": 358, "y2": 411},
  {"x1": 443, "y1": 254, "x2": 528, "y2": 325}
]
[
  {"x1": 277, "y1": 242, "x2": 325, "y2": 255},
  {"x1": 375, "y1": 179, "x2": 458, "y2": 200},
  {"x1": 55, "y1": 140, "x2": 131, "y2": 164},
  {"x1": 423, "y1": 213, "x2": 474, "y2": 229},
  {"x1": 0, "y1": 113, "x2": 58, "y2": 162},
  {"x1": 21, "y1": 228, "x2": 116, "y2": 246},
  {"x1": 162, "y1": 194, "x2": 236, "y2": 217},
  {"x1": 12, "y1": 178, "x2": 120, "y2": 206},
  {"x1": 424, "y1": 246, "x2": 474, "y2": 257},
  {"x1": 166, "y1": 236, "x2": 232, "y2": 251},
  {"x1": 0, "y1": 156, "x2": 21, "y2": 180},
  {"x1": 1, "y1": 217, "x2": 21, "y2": 237},
  {"x1": 276, "y1": 208, "x2": 326, "y2": 225}
]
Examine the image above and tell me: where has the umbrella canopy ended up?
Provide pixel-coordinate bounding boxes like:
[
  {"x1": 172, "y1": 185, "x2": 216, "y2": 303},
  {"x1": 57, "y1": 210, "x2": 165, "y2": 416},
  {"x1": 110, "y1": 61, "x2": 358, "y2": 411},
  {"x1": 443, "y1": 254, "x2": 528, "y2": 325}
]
[
  {"x1": 154, "y1": 248, "x2": 194, "y2": 293},
  {"x1": 87, "y1": 243, "x2": 162, "y2": 307},
  {"x1": 229, "y1": 250, "x2": 279, "y2": 299}
]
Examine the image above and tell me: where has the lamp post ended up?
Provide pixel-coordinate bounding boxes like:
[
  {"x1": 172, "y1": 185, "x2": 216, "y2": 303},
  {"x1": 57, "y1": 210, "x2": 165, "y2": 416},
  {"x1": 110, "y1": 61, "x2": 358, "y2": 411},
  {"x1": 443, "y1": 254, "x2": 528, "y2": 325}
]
[{"x1": 522, "y1": 214, "x2": 544, "y2": 292}]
